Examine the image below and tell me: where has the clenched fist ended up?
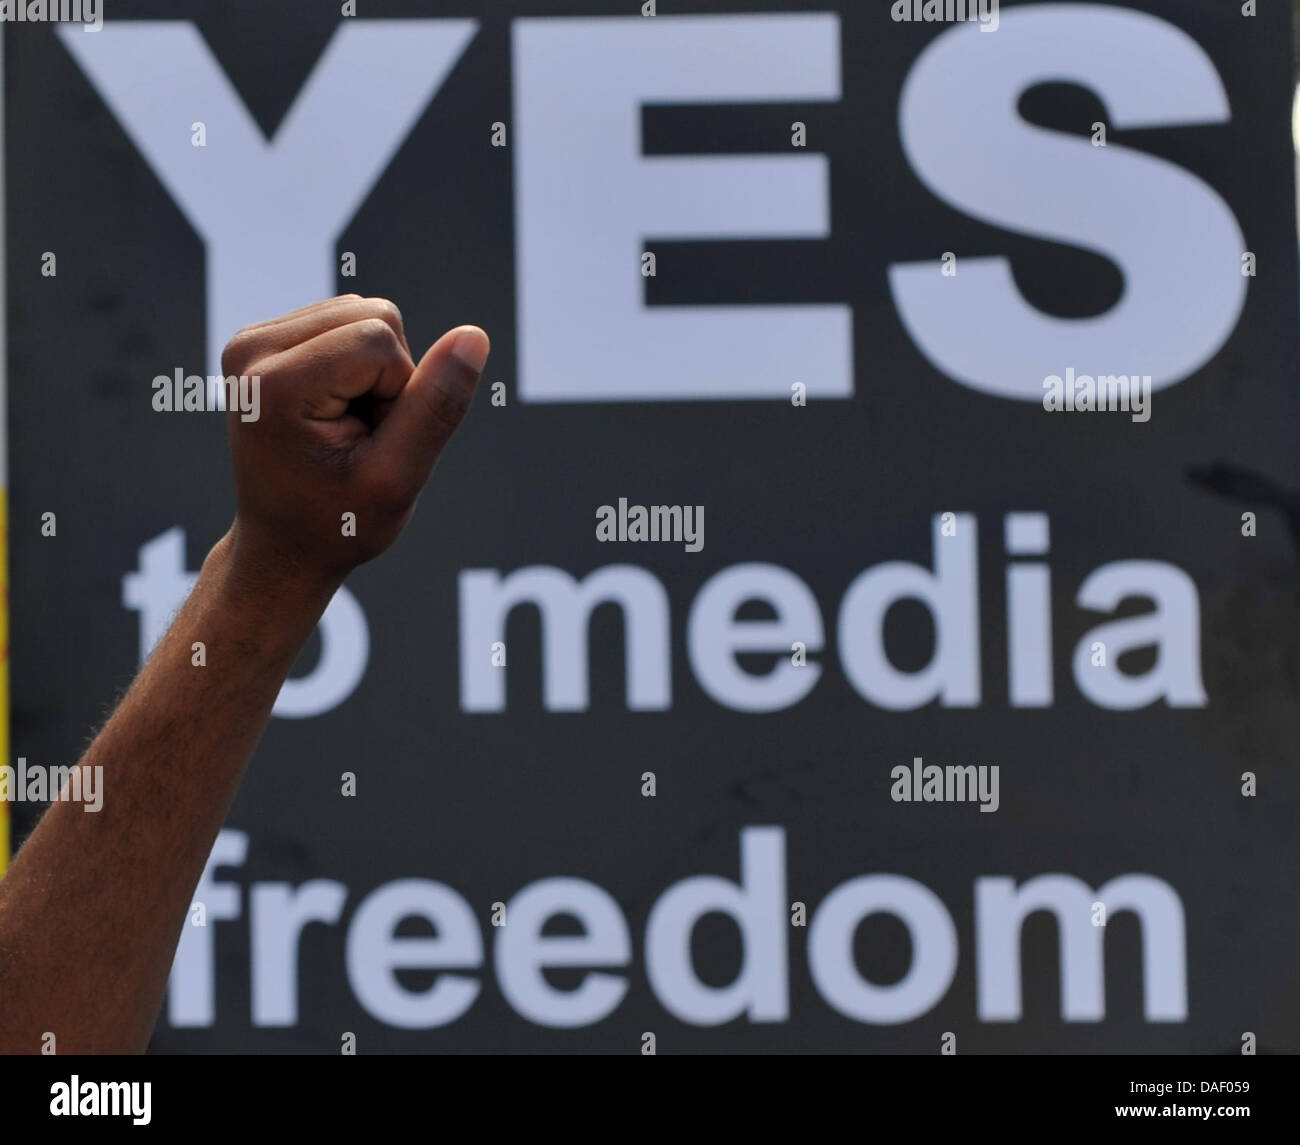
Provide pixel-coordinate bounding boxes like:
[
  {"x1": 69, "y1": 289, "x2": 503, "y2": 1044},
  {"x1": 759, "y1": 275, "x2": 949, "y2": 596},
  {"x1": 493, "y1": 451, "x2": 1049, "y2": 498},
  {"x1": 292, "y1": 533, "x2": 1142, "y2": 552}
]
[{"x1": 220, "y1": 295, "x2": 488, "y2": 591}]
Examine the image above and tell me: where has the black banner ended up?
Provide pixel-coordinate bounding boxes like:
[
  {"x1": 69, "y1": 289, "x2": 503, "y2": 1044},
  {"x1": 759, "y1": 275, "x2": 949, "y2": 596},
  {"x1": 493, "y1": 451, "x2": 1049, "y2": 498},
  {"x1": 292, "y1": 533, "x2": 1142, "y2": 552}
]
[{"x1": 6, "y1": 0, "x2": 1298, "y2": 1054}]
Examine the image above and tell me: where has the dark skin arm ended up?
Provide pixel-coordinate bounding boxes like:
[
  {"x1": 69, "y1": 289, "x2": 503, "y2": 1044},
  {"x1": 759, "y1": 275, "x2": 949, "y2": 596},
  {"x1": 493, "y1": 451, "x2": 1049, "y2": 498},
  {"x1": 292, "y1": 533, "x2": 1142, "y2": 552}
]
[{"x1": 0, "y1": 295, "x2": 488, "y2": 1053}]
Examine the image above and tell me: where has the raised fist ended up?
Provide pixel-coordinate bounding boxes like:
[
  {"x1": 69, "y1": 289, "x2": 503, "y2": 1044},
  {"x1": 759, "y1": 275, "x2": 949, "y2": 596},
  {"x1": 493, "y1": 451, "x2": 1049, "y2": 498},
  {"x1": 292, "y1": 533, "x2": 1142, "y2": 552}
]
[{"x1": 220, "y1": 295, "x2": 488, "y2": 589}]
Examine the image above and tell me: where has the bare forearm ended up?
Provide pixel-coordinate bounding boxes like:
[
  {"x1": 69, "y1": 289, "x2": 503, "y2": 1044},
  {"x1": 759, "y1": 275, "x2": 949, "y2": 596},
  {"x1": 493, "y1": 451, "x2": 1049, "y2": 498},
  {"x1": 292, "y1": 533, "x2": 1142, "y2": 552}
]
[
  {"x1": 0, "y1": 296, "x2": 486, "y2": 1053},
  {"x1": 0, "y1": 529, "x2": 337, "y2": 1052}
]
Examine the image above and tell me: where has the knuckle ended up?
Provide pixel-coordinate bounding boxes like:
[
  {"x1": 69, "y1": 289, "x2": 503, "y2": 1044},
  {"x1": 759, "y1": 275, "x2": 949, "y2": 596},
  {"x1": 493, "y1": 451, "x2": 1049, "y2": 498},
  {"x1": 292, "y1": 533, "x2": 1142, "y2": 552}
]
[
  {"x1": 221, "y1": 328, "x2": 256, "y2": 375},
  {"x1": 371, "y1": 298, "x2": 403, "y2": 331},
  {"x1": 356, "y1": 316, "x2": 400, "y2": 354}
]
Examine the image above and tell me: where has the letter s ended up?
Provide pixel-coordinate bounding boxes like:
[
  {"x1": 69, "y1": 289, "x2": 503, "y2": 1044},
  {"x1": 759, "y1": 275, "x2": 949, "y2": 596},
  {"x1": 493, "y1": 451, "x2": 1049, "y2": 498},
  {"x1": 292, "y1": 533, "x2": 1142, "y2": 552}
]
[{"x1": 889, "y1": 4, "x2": 1246, "y2": 400}]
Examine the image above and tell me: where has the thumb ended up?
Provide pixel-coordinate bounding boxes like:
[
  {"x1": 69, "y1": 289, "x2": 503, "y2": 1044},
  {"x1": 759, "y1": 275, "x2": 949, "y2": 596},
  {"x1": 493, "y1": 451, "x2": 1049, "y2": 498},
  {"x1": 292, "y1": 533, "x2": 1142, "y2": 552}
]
[{"x1": 372, "y1": 324, "x2": 489, "y2": 495}]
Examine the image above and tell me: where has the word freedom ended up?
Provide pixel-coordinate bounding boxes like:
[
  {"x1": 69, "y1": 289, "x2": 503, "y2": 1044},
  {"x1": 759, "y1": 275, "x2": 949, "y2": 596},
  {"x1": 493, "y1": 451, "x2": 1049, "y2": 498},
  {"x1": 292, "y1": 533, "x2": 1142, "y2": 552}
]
[
  {"x1": 891, "y1": 756, "x2": 1000, "y2": 812},
  {"x1": 596, "y1": 499, "x2": 704, "y2": 552},
  {"x1": 0, "y1": 757, "x2": 102, "y2": 812},
  {"x1": 168, "y1": 826, "x2": 1186, "y2": 1031},
  {"x1": 1042, "y1": 370, "x2": 1152, "y2": 422},
  {"x1": 891, "y1": 0, "x2": 999, "y2": 32},
  {"x1": 151, "y1": 370, "x2": 261, "y2": 422}
]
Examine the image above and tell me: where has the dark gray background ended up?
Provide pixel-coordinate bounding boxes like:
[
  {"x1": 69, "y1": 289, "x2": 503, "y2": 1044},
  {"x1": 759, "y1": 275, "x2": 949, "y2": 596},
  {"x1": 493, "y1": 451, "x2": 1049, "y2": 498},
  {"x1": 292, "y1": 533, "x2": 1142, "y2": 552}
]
[{"x1": 7, "y1": 0, "x2": 1300, "y2": 1052}]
